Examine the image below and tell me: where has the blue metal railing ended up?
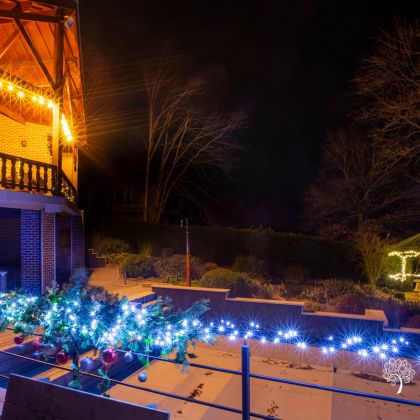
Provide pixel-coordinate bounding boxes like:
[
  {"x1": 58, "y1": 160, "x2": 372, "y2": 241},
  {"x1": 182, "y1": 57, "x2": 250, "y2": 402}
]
[{"x1": 0, "y1": 339, "x2": 419, "y2": 419}]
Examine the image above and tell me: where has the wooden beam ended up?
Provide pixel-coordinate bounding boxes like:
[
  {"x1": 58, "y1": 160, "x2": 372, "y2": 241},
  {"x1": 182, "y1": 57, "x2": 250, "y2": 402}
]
[
  {"x1": 14, "y1": 17, "x2": 55, "y2": 89},
  {"x1": 0, "y1": 9, "x2": 60, "y2": 23},
  {"x1": 0, "y1": 25, "x2": 21, "y2": 60},
  {"x1": 0, "y1": 104, "x2": 27, "y2": 124},
  {"x1": 37, "y1": 0, "x2": 77, "y2": 10}
]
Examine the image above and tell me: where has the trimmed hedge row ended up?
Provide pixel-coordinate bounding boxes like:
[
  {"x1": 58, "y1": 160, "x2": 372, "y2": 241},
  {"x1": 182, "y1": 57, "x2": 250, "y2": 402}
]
[{"x1": 92, "y1": 220, "x2": 359, "y2": 279}]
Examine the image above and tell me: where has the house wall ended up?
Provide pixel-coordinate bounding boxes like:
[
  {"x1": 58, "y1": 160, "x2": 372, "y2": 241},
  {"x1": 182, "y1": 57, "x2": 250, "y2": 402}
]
[
  {"x1": 0, "y1": 208, "x2": 20, "y2": 265},
  {"x1": 20, "y1": 209, "x2": 41, "y2": 294},
  {"x1": 42, "y1": 211, "x2": 55, "y2": 292},
  {"x1": 0, "y1": 114, "x2": 51, "y2": 163},
  {"x1": 56, "y1": 215, "x2": 71, "y2": 284},
  {"x1": 71, "y1": 214, "x2": 84, "y2": 269}
]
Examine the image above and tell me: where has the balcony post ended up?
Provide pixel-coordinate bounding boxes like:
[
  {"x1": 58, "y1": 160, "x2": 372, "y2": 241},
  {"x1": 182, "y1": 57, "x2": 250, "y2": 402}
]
[{"x1": 53, "y1": 9, "x2": 65, "y2": 193}]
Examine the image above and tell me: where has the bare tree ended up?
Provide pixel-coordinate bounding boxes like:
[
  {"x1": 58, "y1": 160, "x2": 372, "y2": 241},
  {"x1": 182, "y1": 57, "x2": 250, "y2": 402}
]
[
  {"x1": 303, "y1": 128, "x2": 418, "y2": 284},
  {"x1": 142, "y1": 65, "x2": 244, "y2": 223},
  {"x1": 353, "y1": 20, "x2": 420, "y2": 180},
  {"x1": 304, "y1": 128, "x2": 417, "y2": 239}
]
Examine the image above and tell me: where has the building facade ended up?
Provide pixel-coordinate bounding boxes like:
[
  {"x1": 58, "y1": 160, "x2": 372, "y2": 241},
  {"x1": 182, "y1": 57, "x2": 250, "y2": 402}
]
[{"x1": 0, "y1": 0, "x2": 85, "y2": 293}]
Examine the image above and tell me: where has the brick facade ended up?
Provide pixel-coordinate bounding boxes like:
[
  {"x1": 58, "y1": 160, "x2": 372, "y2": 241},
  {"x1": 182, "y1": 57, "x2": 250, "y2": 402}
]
[
  {"x1": 41, "y1": 211, "x2": 55, "y2": 292},
  {"x1": 2, "y1": 208, "x2": 84, "y2": 293},
  {"x1": 71, "y1": 215, "x2": 84, "y2": 269},
  {"x1": 56, "y1": 215, "x2": 71, "y2": 284},
  {"x1": 20, "y1": 209, "x2": 41, "y2": 294},
  {"x1": 0, "y1": 114, "x2": 51, "y2": 164},
  {"x1": 20, "y1": 209, "x2": 59, "y2": 294}
]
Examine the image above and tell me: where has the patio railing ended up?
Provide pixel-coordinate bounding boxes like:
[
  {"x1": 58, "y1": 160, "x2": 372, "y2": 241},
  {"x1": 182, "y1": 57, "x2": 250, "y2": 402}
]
[
  {"x1": 0, "y1": 152, "x2": 76, "y2": 204},
  {"x1": 0, "y1": 336, "x2": 419, "y2": 419}
]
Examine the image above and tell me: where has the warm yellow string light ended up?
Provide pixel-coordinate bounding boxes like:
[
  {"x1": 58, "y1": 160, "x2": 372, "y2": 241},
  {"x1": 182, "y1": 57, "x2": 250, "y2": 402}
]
[
  {"x1": 388, "y1": 250, "x2": 420, "y2": 282},
  {"x1": 0, "y1": 78, "x2": 74, "y2": 142},
  {"x1": 61, "y1": 114, "x2": 73, "y2": 142}
]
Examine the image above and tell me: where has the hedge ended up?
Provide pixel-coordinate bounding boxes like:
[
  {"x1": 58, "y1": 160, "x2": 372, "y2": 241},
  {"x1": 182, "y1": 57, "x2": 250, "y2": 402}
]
[{"x1": 91, "y1": 219, "x2": 359, "y2": 279}]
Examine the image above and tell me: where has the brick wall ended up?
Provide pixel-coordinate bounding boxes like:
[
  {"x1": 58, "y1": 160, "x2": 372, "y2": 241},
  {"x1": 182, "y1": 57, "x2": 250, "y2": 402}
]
[
  {"x1": 42, "y1": 211, "x2": 55, "y2": 292},
  {"x1": 71, "y1": 215, "x2": 84, "y2": 269},
  {"x1": 56, "y1": 215, "x2": 71, "y2": 284},
  {"x1": 0, "y1": 114, "x2": 51, "y2": 163},
  {"x1": 20, "y1": 209, "x2": 41, "y2": 294}
]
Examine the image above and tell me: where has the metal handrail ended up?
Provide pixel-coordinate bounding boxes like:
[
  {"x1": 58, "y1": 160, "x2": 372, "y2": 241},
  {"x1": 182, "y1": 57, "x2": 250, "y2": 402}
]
[
  {"x1": 1, "y1": 339, "x2": 419, "y2": 420},
  {"x1": 0, "y1": 349, "x2": 270, "y2": 419},
  {"x1": 250, "y1": 372, "x2": 420, "y2": 407}
]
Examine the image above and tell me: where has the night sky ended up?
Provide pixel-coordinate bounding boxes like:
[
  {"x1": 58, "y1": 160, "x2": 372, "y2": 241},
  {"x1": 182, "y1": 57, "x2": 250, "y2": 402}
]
[{"x1": 78, "y1": 0, "x2": 418, "y2": 231}]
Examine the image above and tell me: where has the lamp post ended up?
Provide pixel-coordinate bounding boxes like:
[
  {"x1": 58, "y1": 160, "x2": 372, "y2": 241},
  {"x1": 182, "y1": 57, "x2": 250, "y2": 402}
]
[{"x1": 181, "y1": 218, "x2": 191, "y2": 287}]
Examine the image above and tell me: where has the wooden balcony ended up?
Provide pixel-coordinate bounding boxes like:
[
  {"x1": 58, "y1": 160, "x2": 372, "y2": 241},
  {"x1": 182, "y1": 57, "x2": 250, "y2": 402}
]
[{"x1": 0, "y1": 152, "x2": 76, "y2": 205}]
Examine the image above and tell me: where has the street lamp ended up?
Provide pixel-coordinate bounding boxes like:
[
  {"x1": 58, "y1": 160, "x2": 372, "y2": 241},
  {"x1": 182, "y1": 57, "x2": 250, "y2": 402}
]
[{"x1": 181, "y1": 218, "x2": 191, "y2": 287}]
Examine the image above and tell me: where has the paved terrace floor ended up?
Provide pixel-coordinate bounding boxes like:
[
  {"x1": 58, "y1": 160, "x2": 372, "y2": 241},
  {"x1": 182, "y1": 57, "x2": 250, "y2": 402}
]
[{"x1": 89, "y1": 265, "x2": 158, "y2": 301}]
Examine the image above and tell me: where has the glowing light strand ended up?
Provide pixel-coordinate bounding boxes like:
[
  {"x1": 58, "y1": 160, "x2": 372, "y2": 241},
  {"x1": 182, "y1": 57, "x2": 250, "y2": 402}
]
[
  {"x1": 0, "y1": 78, "x2": 74, "y2": 142},
  {"x1": 388, "y1": 250, "x2": 420, "y2": 282}
]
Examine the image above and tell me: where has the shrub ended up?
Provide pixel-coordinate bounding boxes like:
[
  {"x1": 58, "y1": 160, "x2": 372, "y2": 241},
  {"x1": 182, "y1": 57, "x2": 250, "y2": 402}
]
[
  {"x1": 281, "y1": 265, "x2": 310, "y2": 284},
  {"x1": 300, "y1": 286, "x2": 329, "y2": 304},
  {"x1": 93, "y1": 221, "x2": 358, "y2": 280},
  {"x1": 232, "y1": 255, "x2": 269, "y2": 277},
  {"x1": 92, "y1": 234, "x2": 131, "y2": 255},
  {"x1": 200, "y1": 268, "x2": 255, "y2": 297},
  {"x1": 332, "y1": 292, "x2": 367, "y2": 315},
  {"x1": 106, "y1": 253, "x2": 130, "y2": 265},
  {"x1": 301, "y1": 279, "x2": 355, "y2": 304},
  {"x1": 377, "y1": 276, "x2": 414, "y2": 292},
  {"x1": 153, "y1": 254, "x2": 212, "y2": 280},
  {"x1": 393, "y1": 292, "x2": 405, "y2": 301},
  {"x1": 121, "y1": 254, "x2": 155, "y2": 278}
]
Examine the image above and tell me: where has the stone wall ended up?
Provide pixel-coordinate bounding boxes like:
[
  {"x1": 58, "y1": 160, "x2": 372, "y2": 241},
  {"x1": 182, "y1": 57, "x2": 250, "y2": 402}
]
[{"x1": 151, "y1": 284, "x2": 413, "y2": 339}]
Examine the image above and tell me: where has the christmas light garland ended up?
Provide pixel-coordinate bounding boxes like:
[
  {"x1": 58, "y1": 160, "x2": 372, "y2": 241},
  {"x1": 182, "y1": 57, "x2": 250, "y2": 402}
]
[
  {"x1": 388, "y1": 250, "x2": 420, "y2": 282},
  {"x1": 0, "y1": 78, "x2": 74, "y2": 143},
  {"x1": 0, "y1": 287, "x2": 418, "y2": 389}
]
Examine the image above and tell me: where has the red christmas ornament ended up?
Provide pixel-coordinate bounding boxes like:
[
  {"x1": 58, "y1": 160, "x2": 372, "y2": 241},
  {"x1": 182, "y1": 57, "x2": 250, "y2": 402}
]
[
  {"x1": 55, "y1": 350, "x2": 69, "y2": 365},
  {"x1": 31, "y1": 339, "x2": 43, "y2": 350},
  {"x1": 14, "y1": 334, "x2": 24, "y2": 345},
  {"x1": 102, "y1": 348, "x2": 117, "y2": 363}
]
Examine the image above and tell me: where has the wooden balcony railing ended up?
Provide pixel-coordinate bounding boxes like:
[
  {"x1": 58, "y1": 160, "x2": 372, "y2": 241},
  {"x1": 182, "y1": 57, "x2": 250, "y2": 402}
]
[{"x1": 0, "y1": 152, "x2": 77, "y2": 205}]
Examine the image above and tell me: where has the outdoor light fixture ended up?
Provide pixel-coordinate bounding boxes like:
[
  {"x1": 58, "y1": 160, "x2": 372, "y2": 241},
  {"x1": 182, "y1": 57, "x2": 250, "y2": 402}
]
[{"x1": 0, "y1": 78, "x2": 75, "y2": 142}]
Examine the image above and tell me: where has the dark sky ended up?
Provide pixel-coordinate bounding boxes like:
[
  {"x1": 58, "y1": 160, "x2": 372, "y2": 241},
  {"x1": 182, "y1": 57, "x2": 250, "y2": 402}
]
[{"x1": 78, "y1": 0, "x2": 418, "y2": 231}]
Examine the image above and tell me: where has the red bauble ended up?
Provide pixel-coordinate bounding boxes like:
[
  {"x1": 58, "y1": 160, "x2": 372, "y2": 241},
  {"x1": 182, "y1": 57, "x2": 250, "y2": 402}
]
[
  {"x1": 14, "y1": 334, "x2": 24, "y2": 345},
  {"x1": 31, "y1": 339, "x2": 43, "y2": 350},
  {"x1": 102, "y1": 348, "x2": 117, "y2": 363},
  {"x1": 55, "y1": 350, "x2": 69, "y2": 365}
]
